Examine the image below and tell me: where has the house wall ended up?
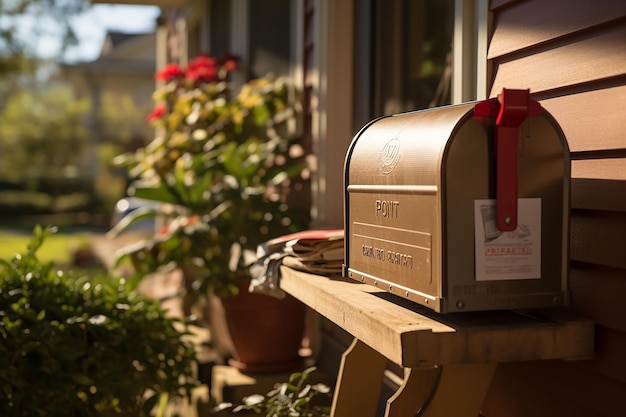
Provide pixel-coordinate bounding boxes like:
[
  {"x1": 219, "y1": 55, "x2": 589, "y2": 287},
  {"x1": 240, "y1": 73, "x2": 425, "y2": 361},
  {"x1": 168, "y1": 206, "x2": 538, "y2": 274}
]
[{"x1": 481, "y1": 1, "x2": 626, "y2": 416}]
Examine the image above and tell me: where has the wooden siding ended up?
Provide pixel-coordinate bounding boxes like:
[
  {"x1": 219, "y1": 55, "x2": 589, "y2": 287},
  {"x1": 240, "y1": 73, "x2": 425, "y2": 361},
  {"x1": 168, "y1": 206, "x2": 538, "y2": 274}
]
[
  {"x1": 488, "y1": 0, "x2": 626, "y2": 59},
  {"x1": 541, "y1": 85, "x2": 626, "y2": 153},
  {"x1": 571, "y1": 210, "x2": 626, "y2": 269},
  {"x1": 485, "y1": 360, "x2": 626, "y2": 416},
  {"x1": 482, "y1": 0, "x2": 626, "y2": 416},
  {"x1": 490, "y1": 23, "x2": 626, "y2": 96},
  {"x1": 570, "y1": 262, "x2": 626, "y2": 334},
  {"x1": 572, "y1": 178, "x2": 626, "y2": 212}
]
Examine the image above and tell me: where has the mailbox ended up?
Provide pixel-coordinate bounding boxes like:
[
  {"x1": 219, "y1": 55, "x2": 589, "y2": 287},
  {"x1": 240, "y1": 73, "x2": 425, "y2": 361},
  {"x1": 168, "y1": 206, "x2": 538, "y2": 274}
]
[{"x1": 343, "y1": 89, "x2": 570, "y2": 313}]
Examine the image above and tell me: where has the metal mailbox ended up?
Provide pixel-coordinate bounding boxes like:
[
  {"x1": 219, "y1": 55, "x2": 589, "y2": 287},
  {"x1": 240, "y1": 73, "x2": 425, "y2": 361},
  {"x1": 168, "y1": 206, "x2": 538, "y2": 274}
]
[{"x1": 343, "y1": 89, "x2": 570, "y2": 313}]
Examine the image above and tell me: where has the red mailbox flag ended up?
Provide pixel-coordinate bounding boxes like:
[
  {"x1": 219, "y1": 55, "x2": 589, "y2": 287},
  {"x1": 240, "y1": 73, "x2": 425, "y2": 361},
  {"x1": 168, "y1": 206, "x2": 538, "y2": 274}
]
[{"x1": 474, "y1": 88, "x2": 542, "y2": 231}]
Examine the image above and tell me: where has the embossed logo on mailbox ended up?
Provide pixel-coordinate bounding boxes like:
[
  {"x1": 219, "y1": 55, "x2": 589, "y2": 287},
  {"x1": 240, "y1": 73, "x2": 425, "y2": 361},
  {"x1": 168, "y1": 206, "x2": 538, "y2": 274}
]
[{"x1": 378, "y1": 138, "x2": 400, "y2": 174}]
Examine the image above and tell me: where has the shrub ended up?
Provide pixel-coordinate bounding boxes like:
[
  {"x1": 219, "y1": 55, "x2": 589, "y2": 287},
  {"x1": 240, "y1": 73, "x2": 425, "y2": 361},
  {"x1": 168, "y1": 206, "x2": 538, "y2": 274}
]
[{"x1": 0, "y1": 226, "x2": 198, "y2": 417}]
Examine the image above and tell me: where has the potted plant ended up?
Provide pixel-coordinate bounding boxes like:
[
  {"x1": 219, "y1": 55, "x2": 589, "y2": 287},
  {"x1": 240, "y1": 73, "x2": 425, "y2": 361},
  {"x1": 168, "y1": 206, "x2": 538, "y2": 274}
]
[{"x1": 110, "y1": 54, "x2": 310, "y2": 372}]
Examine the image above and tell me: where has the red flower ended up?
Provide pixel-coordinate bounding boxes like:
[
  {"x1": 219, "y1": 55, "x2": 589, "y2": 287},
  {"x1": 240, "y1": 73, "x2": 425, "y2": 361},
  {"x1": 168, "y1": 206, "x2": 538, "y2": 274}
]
[
  {"x1": 218, "y1": 53, "x2": 239, "y2": 72},
  {"x1": 186, "y1": 55, "x2": 219, "y2": 83},
  {"x1": 146, "y1": 104, "x2": 167, "y2": 122},
  {"x1": 155, "y1": 63, "x2": 185, "y2": 82}
]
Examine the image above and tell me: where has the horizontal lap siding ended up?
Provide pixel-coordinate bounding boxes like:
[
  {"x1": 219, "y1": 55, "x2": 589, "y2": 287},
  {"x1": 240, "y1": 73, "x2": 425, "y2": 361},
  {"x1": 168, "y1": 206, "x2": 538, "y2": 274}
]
[
  {"x1": 572, "y1": 179, "x2": 626, "y2": 211},
  {"x1": 571, "y1": 210, "x2": 626, "y2": 269},
  {"x1": 488, "y1": 0, "x2": 626, "y2": 59},
  {"x1": 482, "y1": 0, "x2": 626, "y2": 416},
  {"x1": 490, "y1": 23, "x2": 626, "y2": 96},
  {"x1": 541, "y1": 86, "x2": 626, "y2": 152},
  {"x1": 484, "y1": 360, "x2": 626, "y2": 416},
  {"x1": 570, "y1": 263, "x2": 626, "y2": 334}
]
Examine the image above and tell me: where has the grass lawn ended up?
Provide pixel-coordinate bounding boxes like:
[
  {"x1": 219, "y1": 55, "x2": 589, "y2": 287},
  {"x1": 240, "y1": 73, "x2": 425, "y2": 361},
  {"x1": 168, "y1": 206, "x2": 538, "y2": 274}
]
[{"x1": 0, "y1": 229, "x2": 92, "y2": 265}]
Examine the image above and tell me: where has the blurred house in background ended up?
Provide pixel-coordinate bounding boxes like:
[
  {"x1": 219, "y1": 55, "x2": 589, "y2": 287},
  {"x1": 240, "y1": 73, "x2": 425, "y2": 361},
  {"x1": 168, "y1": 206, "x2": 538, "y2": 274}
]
[
  {"x1": 58, "y1": 30, "x2": 158, "y2": 223},
  {"x1": 61, "y1": 30, "x2": 156, "y2": 150}
]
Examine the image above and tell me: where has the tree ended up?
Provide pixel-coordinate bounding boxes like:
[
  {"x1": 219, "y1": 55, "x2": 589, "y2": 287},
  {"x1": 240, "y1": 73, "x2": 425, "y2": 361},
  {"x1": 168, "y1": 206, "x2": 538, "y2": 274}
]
[
  {"x1": 0, "y1": 82, "x2": 151, "y2": 220},
  {"x1": 0, "y1": 84, "x2": 91, "y2": 183},
  {"x1": 97, "y1": 91, "x2": 151, "y2": 147},
  {"x1": 0, "y1": 0, "x2": 89, "y2": 76}
]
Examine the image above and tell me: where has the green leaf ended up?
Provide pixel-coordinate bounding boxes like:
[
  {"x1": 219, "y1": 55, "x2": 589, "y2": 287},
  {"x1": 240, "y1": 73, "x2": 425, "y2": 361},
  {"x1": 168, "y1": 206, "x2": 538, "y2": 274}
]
[
  {"x1": 131, "y1": 185, "x2": 180, "y2": 205},
  {"x1": 143, "y1": 393, "x2": 159, "y2": 416},
  {"x1": 70, "y1": 373, "x2": 94, "y2": 386},
  {"x1": 57, "y1": 345, "x2": 85, "y2": 361},
  {"x1": 155, "y1": 392, "x2": 170, "y2": 417},
  {"x1": 252, "y1": 104, "x2": 271, "y2": 126}
]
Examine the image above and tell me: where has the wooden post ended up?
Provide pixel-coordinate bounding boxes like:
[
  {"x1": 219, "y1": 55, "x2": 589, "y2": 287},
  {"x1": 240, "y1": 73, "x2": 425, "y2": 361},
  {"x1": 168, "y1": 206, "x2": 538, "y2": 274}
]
[
  {"x1": 331, "y1": 338, "x2": 388, "y2": 417},
  {"x1": 383, "y1": 366, "x2": 441, "y2": 417},
  {"x1": 385, "y1": 363, "x2": 497, "y2": 417}
]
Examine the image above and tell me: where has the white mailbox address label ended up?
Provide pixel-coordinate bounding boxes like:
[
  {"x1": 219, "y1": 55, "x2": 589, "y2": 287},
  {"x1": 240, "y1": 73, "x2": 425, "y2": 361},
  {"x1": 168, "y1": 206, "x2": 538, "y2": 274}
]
[{"x1": 474, "y1": 198, "x2": 541, "y2": 281}]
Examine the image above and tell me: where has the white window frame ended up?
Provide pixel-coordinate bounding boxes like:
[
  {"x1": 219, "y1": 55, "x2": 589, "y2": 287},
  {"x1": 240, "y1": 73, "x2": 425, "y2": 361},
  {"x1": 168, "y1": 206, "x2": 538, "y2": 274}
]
[
  {"x1": 308, "y1": 0, "x2": 355, "y2": 228},
  {"x1": 452, "y1": 0, "x2": 489, "y2": 103}
]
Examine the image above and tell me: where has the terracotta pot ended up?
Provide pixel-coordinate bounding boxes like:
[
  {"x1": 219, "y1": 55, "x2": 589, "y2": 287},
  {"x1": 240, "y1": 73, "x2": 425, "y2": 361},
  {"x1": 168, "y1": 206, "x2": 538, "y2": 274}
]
[{"x1": 220, "y1": 281, "x2": 306, "y2": 374}]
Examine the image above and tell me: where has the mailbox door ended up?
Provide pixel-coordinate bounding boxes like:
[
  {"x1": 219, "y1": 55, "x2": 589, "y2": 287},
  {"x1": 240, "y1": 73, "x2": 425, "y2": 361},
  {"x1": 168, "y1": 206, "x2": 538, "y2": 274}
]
[{"x1": 442, "y1": 110, "x2": 570, "y2": 312}]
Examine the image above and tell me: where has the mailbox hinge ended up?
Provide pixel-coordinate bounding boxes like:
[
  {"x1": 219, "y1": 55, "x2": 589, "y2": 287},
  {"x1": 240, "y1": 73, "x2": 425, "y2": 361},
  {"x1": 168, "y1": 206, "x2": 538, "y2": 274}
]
[{"x1": 474, "y1": 88, "x2": 542, "y2": 231}]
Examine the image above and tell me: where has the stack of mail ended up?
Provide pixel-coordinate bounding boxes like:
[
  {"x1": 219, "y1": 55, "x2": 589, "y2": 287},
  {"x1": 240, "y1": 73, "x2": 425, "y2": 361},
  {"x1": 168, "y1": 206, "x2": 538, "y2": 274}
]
[
  {"x1": 281, "y1": 229, "x2": 344, "y2": 275},
  {"x1": 249, "y1": 229, "x2": 344, "y2": 297}
]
